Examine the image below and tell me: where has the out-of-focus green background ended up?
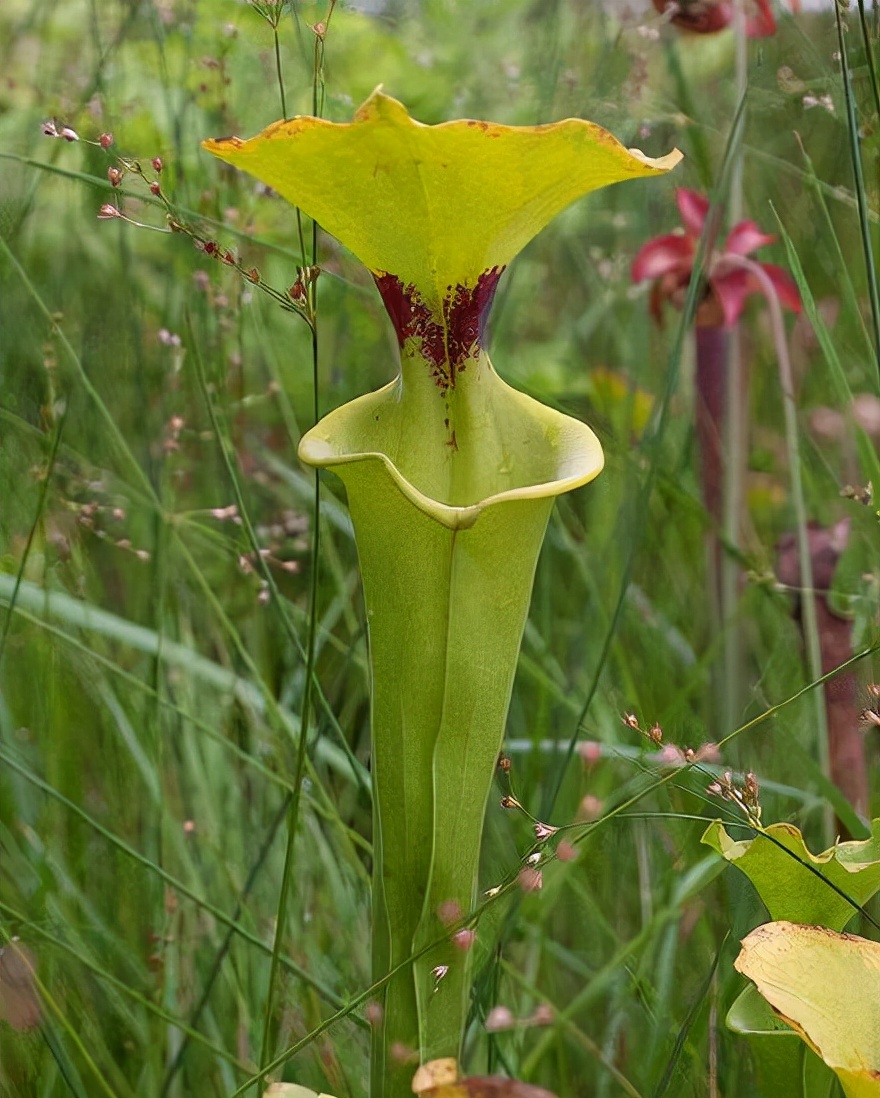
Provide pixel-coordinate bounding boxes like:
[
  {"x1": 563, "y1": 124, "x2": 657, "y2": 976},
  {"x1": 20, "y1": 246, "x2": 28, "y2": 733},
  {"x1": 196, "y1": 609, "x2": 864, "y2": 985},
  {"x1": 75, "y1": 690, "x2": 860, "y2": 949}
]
[{"x1": 1, "y1": 1, "x2": 878, "y2": 1095}]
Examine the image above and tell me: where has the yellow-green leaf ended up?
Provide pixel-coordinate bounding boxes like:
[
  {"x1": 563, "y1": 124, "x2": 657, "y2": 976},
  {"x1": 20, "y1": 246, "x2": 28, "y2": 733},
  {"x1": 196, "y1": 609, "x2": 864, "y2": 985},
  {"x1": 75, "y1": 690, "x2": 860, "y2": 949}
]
[
  {"x1": 735, "y1": 921, "x2": 880, "y2": 1098},
  {"x1": 726, "y1": 983, "x2": 838, "y2": 1098},
  {"x1": 203, "y1": 89, "x2": 681, "y2": 311},
  {"x1": 702, "y1": 819, "x2": 880, "y2": 930}
]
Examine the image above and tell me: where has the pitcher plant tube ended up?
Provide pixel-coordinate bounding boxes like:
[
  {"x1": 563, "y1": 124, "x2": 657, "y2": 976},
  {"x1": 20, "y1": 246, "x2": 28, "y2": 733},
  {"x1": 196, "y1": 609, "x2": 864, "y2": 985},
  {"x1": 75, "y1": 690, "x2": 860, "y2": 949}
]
[{"x1": 204, "y1": 90, "x2": 681, "y2": 1096}]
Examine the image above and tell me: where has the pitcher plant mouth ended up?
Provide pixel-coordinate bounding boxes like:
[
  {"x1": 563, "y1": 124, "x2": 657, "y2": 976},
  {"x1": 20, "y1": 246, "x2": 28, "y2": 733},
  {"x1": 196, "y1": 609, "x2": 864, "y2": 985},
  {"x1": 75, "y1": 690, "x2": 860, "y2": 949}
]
[{"x1": 297, "y1": 366, "x2": 605, "y2": 530}]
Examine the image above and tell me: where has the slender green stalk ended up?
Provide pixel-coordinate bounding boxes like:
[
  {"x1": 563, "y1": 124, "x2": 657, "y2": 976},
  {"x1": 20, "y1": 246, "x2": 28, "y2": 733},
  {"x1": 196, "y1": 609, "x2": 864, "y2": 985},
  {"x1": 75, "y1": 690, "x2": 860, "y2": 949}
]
[
  {"x1": 717, "y1": 254, "x2": 831, "y2": 839},
  {"x1": 721, "y1": 0, "x2": 749, "y2": 738},
  {"x1": 0, "y1": 409, "x2": 65, "y2": 667},
  {"x1": 855, "y1": 0, "x2": 880, "y2": 124},
  {"x1": 834, "y1": 0, "x2": 880, "y2": 381},
  {"x1": 257, "y1": 311, "x2": 322, "y2": 1085},
  {"x1": 273, "y1": 23, "x2": 287, "y2": 120},
  {"x1": 257, "y1": 10, "x2": 332, "y2": 1081}
]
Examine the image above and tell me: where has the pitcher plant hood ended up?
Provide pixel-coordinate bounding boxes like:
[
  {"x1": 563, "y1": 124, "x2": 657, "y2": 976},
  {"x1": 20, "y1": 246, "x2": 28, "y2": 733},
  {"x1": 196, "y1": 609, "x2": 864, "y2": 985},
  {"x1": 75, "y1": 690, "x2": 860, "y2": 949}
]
[{"x1": 204, "y1": 90, "x2": 682, "y2": 523}]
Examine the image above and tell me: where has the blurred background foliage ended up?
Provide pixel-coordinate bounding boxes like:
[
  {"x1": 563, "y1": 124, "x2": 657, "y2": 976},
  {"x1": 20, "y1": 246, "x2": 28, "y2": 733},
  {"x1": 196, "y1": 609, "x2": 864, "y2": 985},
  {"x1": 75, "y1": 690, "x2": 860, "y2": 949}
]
[{"x1": 0, "y1": 0, "x2": 878, "y2": 1096}]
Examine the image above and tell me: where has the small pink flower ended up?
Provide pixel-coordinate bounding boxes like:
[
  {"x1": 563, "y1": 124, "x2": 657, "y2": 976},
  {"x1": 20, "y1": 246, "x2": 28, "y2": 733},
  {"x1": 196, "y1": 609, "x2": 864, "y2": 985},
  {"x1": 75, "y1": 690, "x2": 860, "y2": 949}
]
[
  {"x1": 632, "y1": 189, "x2": 800, "y2": 328},
  {"x1": 452, "y1": 928, "x2": 476, "y2": 951},
  {"x1": 518, "y1": 866, "x2": 543, "y2": 893},
  {"x1": 485, "y1": 1006, "x2": 516, "y2": 1032}
]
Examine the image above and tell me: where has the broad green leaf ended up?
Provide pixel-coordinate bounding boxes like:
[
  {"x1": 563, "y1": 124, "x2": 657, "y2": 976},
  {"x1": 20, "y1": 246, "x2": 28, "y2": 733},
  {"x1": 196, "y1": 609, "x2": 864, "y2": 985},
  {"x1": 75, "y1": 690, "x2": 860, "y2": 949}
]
[
  {"x1": 702, "y1": 819, "x2": 880, "y2": 930},
  {"x1": 204, "y1": 89, "x2": 681, "y2": 313},
  {"x1": 735, "y1": 922, "x2": 880, "y2": 1098}
]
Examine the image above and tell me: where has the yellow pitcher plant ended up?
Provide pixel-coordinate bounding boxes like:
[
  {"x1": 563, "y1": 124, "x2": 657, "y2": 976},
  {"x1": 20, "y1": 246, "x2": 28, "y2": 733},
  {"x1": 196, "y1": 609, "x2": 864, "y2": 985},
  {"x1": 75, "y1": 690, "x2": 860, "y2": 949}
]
[{"x1": 205, "y1": 90, "x2": 680, "y2": 1097}]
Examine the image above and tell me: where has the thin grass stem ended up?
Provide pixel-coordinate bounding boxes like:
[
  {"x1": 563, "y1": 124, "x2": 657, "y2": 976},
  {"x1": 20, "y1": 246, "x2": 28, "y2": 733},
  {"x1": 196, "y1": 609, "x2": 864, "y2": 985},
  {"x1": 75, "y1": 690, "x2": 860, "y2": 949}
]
[
  {"x1": 834, "y1": 0, "x2": 880, "y2": 381},
  {"x1": 715, "y1": 254, "x2": 832, "y2": 839},
  {"x1": 0, "y1": 409, "x2": 65, "y2": 667},
  {"x1": 257, "y1": 13, "x2": 331, "y2": 1081}
]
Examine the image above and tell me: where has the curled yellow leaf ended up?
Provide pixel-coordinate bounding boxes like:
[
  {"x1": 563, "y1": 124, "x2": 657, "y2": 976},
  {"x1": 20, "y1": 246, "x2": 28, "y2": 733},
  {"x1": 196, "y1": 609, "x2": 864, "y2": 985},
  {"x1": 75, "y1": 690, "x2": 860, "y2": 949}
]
[{"x1": 736, "y1": 921, "x2": 880, "y2": 1098}]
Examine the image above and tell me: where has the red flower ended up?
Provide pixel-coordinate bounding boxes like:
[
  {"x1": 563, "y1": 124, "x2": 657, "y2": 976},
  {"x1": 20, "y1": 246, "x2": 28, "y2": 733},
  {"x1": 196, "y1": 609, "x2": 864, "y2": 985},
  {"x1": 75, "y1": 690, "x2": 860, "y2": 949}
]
[
  {"x1": 652, "y1": 0, "x2": 777, "y2": 37},
  {"x1": 631, "y1": 189, "x2": 801, "y2": 327}
]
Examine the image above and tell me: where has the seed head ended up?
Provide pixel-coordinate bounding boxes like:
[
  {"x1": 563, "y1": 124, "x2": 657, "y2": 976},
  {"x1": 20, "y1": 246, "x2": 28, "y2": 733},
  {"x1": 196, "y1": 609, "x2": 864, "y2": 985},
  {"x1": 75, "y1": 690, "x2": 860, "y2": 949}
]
[
  {"x1": 436, "y1": 899, "x2": 462, "y2": 926},
  {"x1": 485, "y1": 1005, "x2": 515, "y2": 1032},
  {"x1": 578, "y1": 740, "x2": 602, "y2": 766},
  {"x1": 577, "y1": 794, "x2": 603, "y2": 822},
  {"x1": 452, "y1": 928, "x2": 476, "y2": 952},
  {"x1": 518, "y1": 866, "x2": 543, "y2": 892}
]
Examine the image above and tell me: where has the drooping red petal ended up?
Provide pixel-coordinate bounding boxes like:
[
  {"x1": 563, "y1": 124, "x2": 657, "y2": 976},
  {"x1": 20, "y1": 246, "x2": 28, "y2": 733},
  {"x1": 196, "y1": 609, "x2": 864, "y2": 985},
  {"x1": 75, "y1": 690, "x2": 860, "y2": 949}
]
[
  {"x1": 746, "y1": 0, "x2": 777, "y2": 37},
  {"x1": 631, "y1": 232, "x2": 694, "y2": 283},
  {"x1": 725, "y1": 219, "x2": 775, "y2": 256},
  {"x1": 711, "y1": 268, "x2": 752, "y2": 327},
  {"x1": 654, "y1": 0, "x2": 734, "y2": 33},
  {"x1": 759, "y1": 263, "x2": 802, "y2": 313},
  {"x1": 676, "y1": 189, "x2": 710, "y2": 239}
]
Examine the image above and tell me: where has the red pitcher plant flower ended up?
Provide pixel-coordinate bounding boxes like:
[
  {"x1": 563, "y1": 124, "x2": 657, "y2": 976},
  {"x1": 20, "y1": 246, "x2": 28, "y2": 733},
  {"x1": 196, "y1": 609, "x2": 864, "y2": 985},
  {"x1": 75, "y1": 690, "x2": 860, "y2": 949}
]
[
  {"x1": 652, "y1": 0, "x2": 788, "y2": 37},
  {"x1": 632, "y1": 188, "x2": 801, "y2": 328},
  {"x1": 632, "y1": 188, "x2": 800, "y2": 541}
]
